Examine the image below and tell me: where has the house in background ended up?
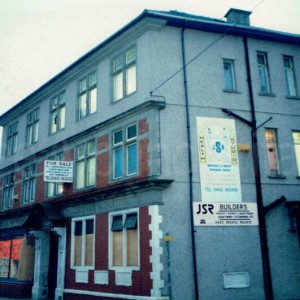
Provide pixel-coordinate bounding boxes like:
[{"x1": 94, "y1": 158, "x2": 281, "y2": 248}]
[{"x1": 0, "y1": 8, "x2": 299, "y2": 300}]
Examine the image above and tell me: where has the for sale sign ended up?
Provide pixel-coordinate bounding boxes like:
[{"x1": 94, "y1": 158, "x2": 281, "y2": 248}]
[{"x1": 44, "y1": 160, "x2": 73, "y2": 183}]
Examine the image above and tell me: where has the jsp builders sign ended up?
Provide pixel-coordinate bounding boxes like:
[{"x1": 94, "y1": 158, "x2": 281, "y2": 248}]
[
  {"x1": 193, "y1": 202, "x2": 259, "y2": 226},
  {"x1": 197, "y1": 117, "x2": 242, "y2": 203},
  {"x1": 44, "y1": 160, "x2": 73, "y2": 183}
]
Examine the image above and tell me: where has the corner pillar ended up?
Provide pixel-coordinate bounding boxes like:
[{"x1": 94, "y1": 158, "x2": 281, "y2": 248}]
[{"x1": 30, "y1": 230, "x2": 50, "y2": 300}]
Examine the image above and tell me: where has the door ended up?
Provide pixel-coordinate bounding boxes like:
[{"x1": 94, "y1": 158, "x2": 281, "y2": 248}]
[{"x1": 48, "y1": 231, "x2": 58, "y2": 299}]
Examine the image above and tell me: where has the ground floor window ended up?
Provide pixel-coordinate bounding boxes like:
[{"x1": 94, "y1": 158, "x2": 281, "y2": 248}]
[
  {"x1": 71, "y1": 216, "x2": 95, "y2": 268},
  {"x1": 0, "y1": 236, "x2": 35, "y2": 281},
  {"x1": 110, "y1": 210, "x2": 139, "y2": 268}
]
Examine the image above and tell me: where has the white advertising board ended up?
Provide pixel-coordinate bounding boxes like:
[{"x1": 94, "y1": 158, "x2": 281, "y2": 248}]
[
  {"x1": 197, "y1": 117, "x2": 242, "y2": 203},
  {"x1": 193, "y1": 202, "x2": 259, "y2": 226},
  {"x1": 44, "y1": 160, "x2": 73, "y2": 183}
]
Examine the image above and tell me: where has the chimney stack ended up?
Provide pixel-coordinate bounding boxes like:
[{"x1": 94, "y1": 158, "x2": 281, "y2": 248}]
[{"x1": 225, "y1": 8, "x2": 252, "y2": 26}]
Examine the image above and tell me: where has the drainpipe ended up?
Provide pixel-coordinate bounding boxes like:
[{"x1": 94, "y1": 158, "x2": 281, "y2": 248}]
[
  {"x1": 243, "y1": 36, "x2": 274, "y2": 300},
  {"x1": 181, "y1": 27, "x2": 200, "y2": 300},
  {"x1": 223, "y1": 36, "x2": 274, "y2": 300}
]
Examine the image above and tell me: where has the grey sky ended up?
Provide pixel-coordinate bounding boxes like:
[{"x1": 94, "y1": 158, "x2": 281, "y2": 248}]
[{"x1": 0, "y1": 0, "x2": 299, "y2": 116}]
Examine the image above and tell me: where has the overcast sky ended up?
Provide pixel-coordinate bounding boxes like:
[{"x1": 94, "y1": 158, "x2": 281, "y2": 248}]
[{"x1": 0, "y1": 0, "x2": 300, "y2": 117}]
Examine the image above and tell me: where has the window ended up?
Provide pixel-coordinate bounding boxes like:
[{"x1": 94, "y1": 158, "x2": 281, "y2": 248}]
[
  {"x1": 26, "y1": 108, "x2": 39, "y2": 146},
  {"x1": 78, "y1": 73, "x2": 97, "y2": 120},
  {"x1": 72, "y1": 217, "x2": 94, "y2": 268},
  {"x1": 223, "y1": 59, "x2": 236, "y2": 91},
  {"x1": 265, "y1": 129, "x2": 280, "y2": 175},
  {"x1": 6, "y1": 122, "x2": 18, "y2": 157},
  {"x1": 50, "y1": 92, "x2": 66, "y2": 133},
  {"x1": 283, "y1": 56, "x2": 297, "y2": 97},
  {"x1": 293, "y1": 131, "x2": 300, "y2": 176},
  {"x1": 257, "y1": 52, "x2": 271, "y2": 93},
  {"x1": 2, "y1": 173, "x2": 14, "y2": 209},
  {"x1": 76, "y1": 139, "x2": 96, "y2": 189},
  {"x1": 110, "y1": 211, "x2": 138, "y2": 268},
  {"x1": 46, "y1": 153, "x2": 64, "y2": 198},
  {"x1": 0, "y1": 236, "x2": 35, "y2": 281},
  {"x1": 113, "y1": 124, "x2": 138, "y2": 179},
  {"x1": 22, "y1": 164, "x2": 36, "y2": 204},
  {"x1": 112, "y1": 47, "x2": 137, "y2": 101}
]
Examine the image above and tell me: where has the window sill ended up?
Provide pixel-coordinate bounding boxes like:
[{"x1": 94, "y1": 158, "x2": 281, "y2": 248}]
[
  {"x1": 109, "y1": 266, "x2": 140, "y2": 272},
  {"x1": 268, "y1": 174, "x2": 286, "y2": 179},
  {"x1": 112, "y1": 91, "x2": 137, "y2": 104},
  {"x1": 71, "y1": 266, "x2": 95, "y2": 271},
  {"x1": 49, "y1": 128, "x2": 65, "y2": 135},
  {"x1": 77, "y1": 111, "x2": 97, "y2": 122},
  {"x1": 5, "y1": 153, "x2": 17, "y2": 159},
  {"x1": 258, "y1": 92, "x2": 276, "y2": 97},
  {"x1": 286, "y1": 95, "x2": 300, "y2": 100},
  {"x1": 222, "y1": 89, "x2": 241, "y2": 94}
]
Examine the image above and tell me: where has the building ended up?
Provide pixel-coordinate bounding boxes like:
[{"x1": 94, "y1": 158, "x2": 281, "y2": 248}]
[{"x1": 0, "y1": 8, "x2": 300, "y2": 300}]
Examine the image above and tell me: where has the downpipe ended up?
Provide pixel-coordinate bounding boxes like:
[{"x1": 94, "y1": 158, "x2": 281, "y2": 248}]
[{"x1": 181, "y1": 27, "x2": 200, "y2": 300}]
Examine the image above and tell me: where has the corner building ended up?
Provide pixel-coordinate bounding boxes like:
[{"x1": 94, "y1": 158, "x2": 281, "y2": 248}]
[{"x1": 0, "y1": 8, "x2": 300, "y2": 300}]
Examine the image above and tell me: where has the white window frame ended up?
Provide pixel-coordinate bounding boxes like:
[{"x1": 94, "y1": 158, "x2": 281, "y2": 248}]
[
  {"x1": 257, "y1": 52, "x2": 271, "y2": 94},
  {"x1": 22, "y1": 164, "x2": 36, "y2": 204},
  {"x1": 78, "y1": 72, "x2": 97, "y2": 120},
  {"x1": 283, "y1": 56, "x2": 297, "y2": 97},
  {"x1": 293, "y1": 131, "x2": 300, "y2": 176},
  {"x1": 112, "y1": 123, "x2": 138, "y2": 180},
  {"x1": 112, "y1": 46, "x2": 137, "y2": 101},
  {"x1": 50, "y1": 91, "x2": 66, "y2": 134},
  {"x1": 46, "y1": 153, "x2": 64, "y2": 198},
  {"x1": 265, "y1": 128, "x2": 280, "y2": 175},
  {"x1": 71, "y1": 215, "x2": 95, "y2": 270},
  {"x1": 109, "y1": 209, "x2": 140, "y2": 271},
  {"x1": 6, "y1": 121, "x2": 18, "y2": 157},
  {"x1": 2, "y1": 173, "x2": 14, "y2": 209},
  {"x1": 223, "y1": 59, "x2": 236, "y2": 91},
  {"x1": 75, "y1": 139, "x2": 96, "y2": 189},
  {"x1": 26, "y1": 108, "x2": 39, "y2": 146}
]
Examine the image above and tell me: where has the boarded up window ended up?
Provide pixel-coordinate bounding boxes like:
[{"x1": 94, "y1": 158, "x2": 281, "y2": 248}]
[
  {"x1": 0, "y1": 237, "x2": 35, "y2": 281},
  {"x1": 111, "y1": 212, "x2": 138, "y2": 267},
  {"x1": 73, "y1": 218, "x2": 94, "y2": 267}
]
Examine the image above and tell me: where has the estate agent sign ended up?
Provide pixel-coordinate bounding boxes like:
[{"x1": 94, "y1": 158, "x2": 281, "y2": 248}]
[
  {"x1": 44, "y1": 160, "x2": 73, "y2": 183},
  {"x1": 197, "y1": 117, "x2": 242, "y2": 203}
]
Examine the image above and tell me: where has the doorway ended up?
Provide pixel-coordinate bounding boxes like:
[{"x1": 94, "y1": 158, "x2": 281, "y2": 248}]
[{"x1": 48, "y1": 231, "x2": 58, "y2": 299}]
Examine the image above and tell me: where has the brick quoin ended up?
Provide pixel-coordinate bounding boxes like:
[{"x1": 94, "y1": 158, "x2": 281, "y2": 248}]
[
  {"x1": 132, "y1": 206, "x2": 152, "y2": 295},
  {"x1": 95, "y1": 214, "x2": 108, "y2": 270},
  {"x1": 96, "y1": 152, "x2": 109, "y2": 188},
  {"x1": 138, "y1": 118, "x2": 149, "y2": 135},
  {"x1": 13, "y1": 183, "x2": 22, "y2": 209},
  {"x1": 37, "y1": 160, "x2": 44, "y2": 174},
  {"x1": 97, "y1": 134, "x2": 109, "y2": 151},
  {"x1": 35, "y1": 176, "x2": 45, "y2": 202},
  {"x1": 64, "y1": 219, "x2": 76, "y2": 289},
  {"x1": 15, "y1": 170, "x2": 22, "y2": 181},
  {"x1": 61, "y1": 149, "x2": 74, "y2": 196},
  {"x1": 65, "y1": 148, "x2": 74, "y2": 161},
  {"x1": 139, "y1": 138, "x2": 150, "y2": 178}
]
